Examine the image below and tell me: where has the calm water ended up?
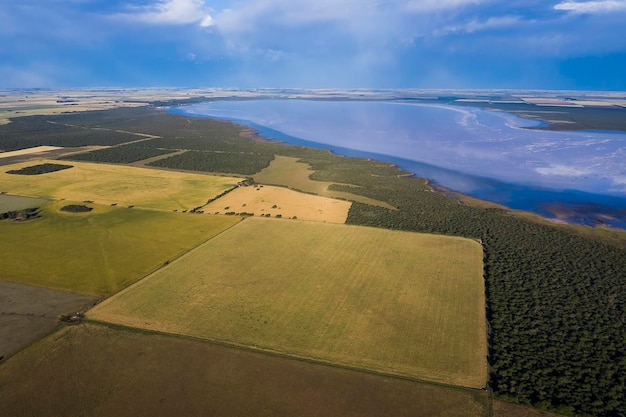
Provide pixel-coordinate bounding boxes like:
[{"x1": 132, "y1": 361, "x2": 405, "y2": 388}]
[{"x1": 171, "y1": 100, "x2": 626, "y2": 228}]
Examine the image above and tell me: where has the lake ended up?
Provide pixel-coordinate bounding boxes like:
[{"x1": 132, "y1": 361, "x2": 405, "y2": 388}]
[{"x1": 171, "y1": 100, "x2": 626, "y2": 228}]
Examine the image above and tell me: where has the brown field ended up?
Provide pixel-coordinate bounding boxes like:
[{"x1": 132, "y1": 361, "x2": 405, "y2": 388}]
[
  {"x1": 0, "y1": 281, "x2": 97, "y2": 361},
  {"x1": 205, "y1": 184, "x2": 351, "y2": 223},
  {"x1": 0, "y1": 323, "x2": 489, "y2": 417},
  {"x1": 90, "y1": 217, "x2": 487, "y2": 388},
  {"x1": 0, "y1": 159, "x2": 240, "y2": 211},
  {"x1": 254, "y1": 155, "x2": 396, "y2": 209}
]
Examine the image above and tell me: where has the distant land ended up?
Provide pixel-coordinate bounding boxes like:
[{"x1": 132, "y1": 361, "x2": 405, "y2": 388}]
[
  {"x1": 2, "y1": 88, "x2": 626, "y2": 229},
  {"x1": 2, "y1": 87, "x2": 626, "y2": 130},
  {"x1": 1, "y1": 88, "x2": 626, "y2": 417}
]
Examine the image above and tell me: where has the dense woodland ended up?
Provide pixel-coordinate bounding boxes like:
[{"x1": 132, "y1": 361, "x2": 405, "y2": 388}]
[
  {"x1": 0, "y1": 115, "x2": 138, "y2": 151},
  {"x1": 1, "y1": 106, "x2": 625, "y2": 416},
  {"x1": 148, "y1": 150, "x2": 275, "y2": 175},
  {"x1": 6, "y1": 163, "x2": 73, "y2": 175},
  {"x1": 62, "y1": 145, "x2": 175, "y2": 164}
]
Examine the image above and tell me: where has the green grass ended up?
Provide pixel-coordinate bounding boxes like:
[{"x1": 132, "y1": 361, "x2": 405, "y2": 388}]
[
  {"x1": 90, "y1": 217, "x2": 487, "y2": 388},
  {"x1": 0, "y1": 194, "x2": 48, "y2": 212},
  {"x1": 0, "y1": 201, "x2": 241, "y2": 295}
]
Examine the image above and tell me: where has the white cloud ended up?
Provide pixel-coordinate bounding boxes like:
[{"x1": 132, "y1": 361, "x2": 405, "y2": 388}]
[
  {"x1": 536, "y1": 164, "x2": 592, "y2": 177},
  {"x1": 439, "y1": 15, "x2": 523, "y2": 35},
  {"x1": 554, "y1": 0, "x2": 626, "y2": 14},
  {"x1": 405, "y1": 0, "x2": 488, "y2": 12},
  {"x1": 118, "y1": 0, "x2": 214, "y2": 26}
]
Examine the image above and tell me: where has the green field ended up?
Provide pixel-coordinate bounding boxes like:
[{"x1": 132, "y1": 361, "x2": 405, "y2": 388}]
[
  {"x1": 0, "y1": 201, "x2": 241, "y2": 295},
  {"x1": 0, "y1": 323, "x2": 489, "y2": 417},
  {"x1": 254, "y1": 155, "x2": 395, "y2": 209},
  {"x1": 90, "y1": 217, "x2": 487, "y2": 388},
  {"x1": 0, "y1": 159, "x2": 240, "y2": 211},
  {"x1": 0, "y1": 194, "x2": 48, "y2": 212}
]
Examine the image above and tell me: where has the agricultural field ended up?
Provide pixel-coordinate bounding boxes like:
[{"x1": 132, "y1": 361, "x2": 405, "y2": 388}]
[
  {"x1": 0, "y1": 194, "x2": 48, "y2": 213},
  {"x1": 0, "y1": 323, "x2": 489, "y2": 417},
  {"x1": 89, "y1": 217, "x2": 487, "y2": 388},
  {"x1": 205, "y1": 184, "x2": 352, "y2": 223},
  {"x1": 0, "y1": 159, "x2": 240, "y2": 211},
  {"x1": 254, "y1": 155, "x2": 395, "y2": 209},
  {"x1": 0, "y1": 281, "x2": 97, "y2": 361},
  {"x1": 0, "y1": 200, "x2": 241, "y2": 295},
  {"x1": 0, "y1": 146, "x2": 63, "y2": 158}
]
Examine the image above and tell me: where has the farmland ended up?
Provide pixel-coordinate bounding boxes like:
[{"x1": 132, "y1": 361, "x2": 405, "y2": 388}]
[
  {"x1": 0, "y1": 194, "x2": 48, "y2": 213},
  {"x1": 0, "y1": 323, "x2": 489, "y2": 417},
  {"x1": 0, "y1": 281, "x2": 97, "y2": 360},
  {"x1": 1, "y1": 93, "x2": 626, "y2": 416},
  {"x1": 0, "y1": 200, "x2": 241, "y2": 295},
  {"x1": 0, "y1": 159, "x2": 240, "y2": 211},
  {"x1": 89, "y1": 217, "x2": 487, "y2": 388},
  {"x1": 204, "y1": 184, "x2": 352, "y2": 222},
  {"x1": 254, "y1": 155, "x2": 395, "y2": 209}
]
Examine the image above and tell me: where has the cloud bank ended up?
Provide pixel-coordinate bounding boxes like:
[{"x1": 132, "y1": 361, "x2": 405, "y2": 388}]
[{"x1": 0, "y1": 0, "x2": 625, "y2": 88}]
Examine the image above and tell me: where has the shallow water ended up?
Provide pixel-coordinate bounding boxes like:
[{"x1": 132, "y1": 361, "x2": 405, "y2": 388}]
[{"x1": 171, "y1": 100, "x2": 626, "y2": 228}]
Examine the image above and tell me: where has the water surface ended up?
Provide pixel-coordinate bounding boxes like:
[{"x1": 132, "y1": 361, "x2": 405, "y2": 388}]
[{"x1": 172, "y1": 100, "x2": 626, "y2": 228}]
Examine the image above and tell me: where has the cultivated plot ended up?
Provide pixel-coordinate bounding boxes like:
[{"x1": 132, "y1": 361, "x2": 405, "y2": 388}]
[
  {"x1": 0, "y1": 324, "x2": 489, "y2": 417},
  {"x1": 90, "y1": 217, "x2": 487, "y2": 388},
  {"x1": 0, "y1": 201, "x2": 241, "y2": 295},
  {"x1": 0, "y1": 194, "x2": 48, "y2": 213},
  {"x1": 254, "y1": 155, "x2": 395, "y2": 209},
  {"x1": 0, "y1": 159, "x2": 240, "y2": 211},
  {"x1": 205, "y1": 184, "x2": 352, "y2": 223},
  {"x1": 0, "y1": 281, "x2": 97, "y2": 360}
]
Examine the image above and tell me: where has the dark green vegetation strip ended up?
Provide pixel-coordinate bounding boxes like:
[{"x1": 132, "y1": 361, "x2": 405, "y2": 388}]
[
  {"x1": 1, "y1": 105, "x2": 625, "y2": 416},
  {"x1": 0, "y1": 323, "x2": 488, "y2": 417},
  {"x1": 0, "y1": 114, "x2": 140, "y2": 151},
  {"x1": 6, "y1": 162, "x2": 72, "y2": 175},
  {"x1": 148, "y1": 150, "x2": 274, "y2": 175},
  {"x1": 61, "y1": 145, "x2": 175, "y2": 164},
  {"x1": 0, "y1": 207, "x2": 40, "y2": 221},
  {"x1": 60, "y1": 204, "x2": 92, "y2": 213}
]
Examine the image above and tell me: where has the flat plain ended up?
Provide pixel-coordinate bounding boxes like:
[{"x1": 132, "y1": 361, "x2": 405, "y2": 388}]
[
  {"x1": 90, "y1": 216, "x2": 487, "y2": 388},
  {"x1": 0, "y1": 159, "x2": 240, "y2": 211},
  {"x1": 0, "y1": 323, "x2": 489, "y2": 417},
  {"x1": 0, "y1": 194, "x2": 48, "y2": 212},
  {"x1": 254, "y1": 155, "x2": 396, "y2": 209},
  {"x1": 0, "y1": 281, "x2": 97, "y2": 360},
  {"x1": 0, "y1": 200, "x2": 241, "y2": 295},
  {"x1": 204, "y1": 184, "x2": 352, "y2": 222}
]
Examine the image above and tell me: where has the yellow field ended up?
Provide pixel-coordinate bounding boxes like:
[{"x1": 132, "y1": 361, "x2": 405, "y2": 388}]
[
  {"x1": 0, "y1": 201, "x2": 241, "y2": 295},
  {"x1": 0, "y1": 146, "x2": 63, "y2": 158},
  {"x1": 0, "y1": 160, "x2": 240, "y2": 211},
  {"x1": 90, "y1": 217, "x2": 487, "y2": 388},
  {"x1": 254, "y1": 156, "x2": 395, "y2": 209},
  {"x1": 205, "y1": 185, "x2": 351, "y2": 223}
]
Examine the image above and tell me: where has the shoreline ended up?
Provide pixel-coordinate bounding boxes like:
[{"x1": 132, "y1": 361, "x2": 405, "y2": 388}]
[{"x1": 170, "y1": 106, "x2": 626, "y2": 230}]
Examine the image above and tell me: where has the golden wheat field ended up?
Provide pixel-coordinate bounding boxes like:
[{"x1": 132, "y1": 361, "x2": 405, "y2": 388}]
[
  {"x1": 205, "y1": 184, "x2": 352, "y2": 223},
  {"x1": 89, "y1": 217, "x2": 487, "y2": 388},
  {"x1": 0, "y1": 159, "x2": 240, "y2": 211}
]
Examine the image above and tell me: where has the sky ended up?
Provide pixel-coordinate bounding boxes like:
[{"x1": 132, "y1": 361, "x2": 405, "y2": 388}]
[{"x1": 1, "y1": 0, "x2": 625, "y2": 89}]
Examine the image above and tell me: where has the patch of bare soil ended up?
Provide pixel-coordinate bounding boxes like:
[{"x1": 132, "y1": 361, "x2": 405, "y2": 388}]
[{"x1": 0, "y1": 281, "x2": 97, "y2": 361}]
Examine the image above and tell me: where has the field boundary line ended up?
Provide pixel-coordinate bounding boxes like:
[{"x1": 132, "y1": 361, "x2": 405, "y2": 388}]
[
  {"x1": 84, "y1": 318, "x2": 488, "y2": 394},
  {"x1": 87, "y1": 217, "x2": 247, "y2": 309}
]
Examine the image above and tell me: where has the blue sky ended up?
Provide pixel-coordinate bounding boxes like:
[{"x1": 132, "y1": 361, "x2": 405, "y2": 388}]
[{"x1": 1, "y1": 0, "x2": 625, "y2": 89}]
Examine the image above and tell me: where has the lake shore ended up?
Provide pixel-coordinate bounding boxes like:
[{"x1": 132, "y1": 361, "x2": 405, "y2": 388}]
[{"x1": 170, "y1": 103, "x2": 626, "y2": 230}]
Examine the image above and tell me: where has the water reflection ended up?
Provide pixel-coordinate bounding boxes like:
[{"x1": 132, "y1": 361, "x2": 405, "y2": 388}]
[{"x1": 171, "y1": 100, "x2": 626, "y2": 228}]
